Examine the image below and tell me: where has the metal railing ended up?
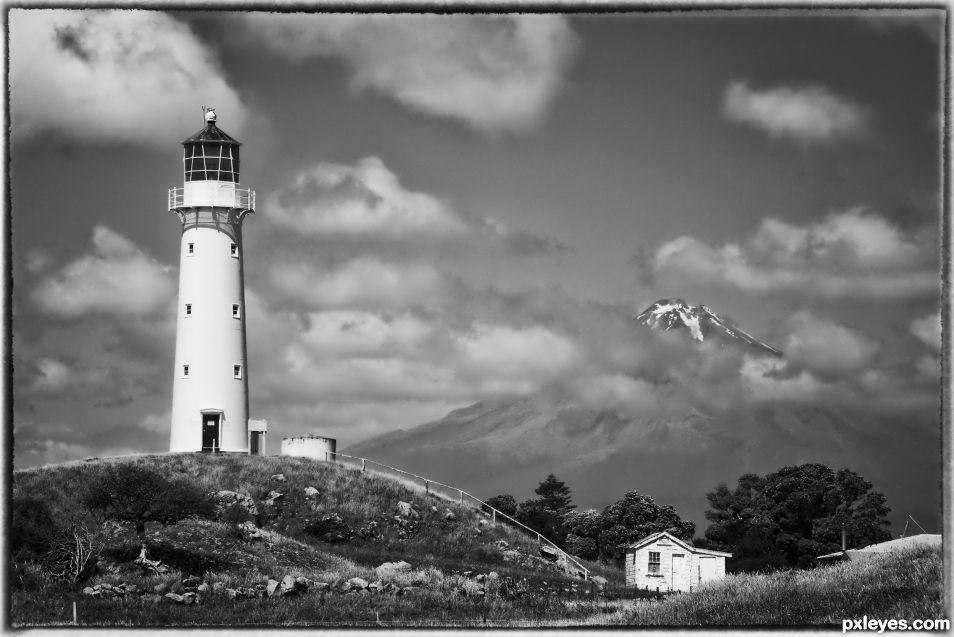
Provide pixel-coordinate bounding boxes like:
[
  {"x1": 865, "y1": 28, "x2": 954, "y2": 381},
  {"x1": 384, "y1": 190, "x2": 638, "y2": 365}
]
[
  {"x1": 325, "y1": 450, "x2": 590, "y2": 580},
  {"x1": 168, "y1": 186, "x2": 255, "y2": 211}
]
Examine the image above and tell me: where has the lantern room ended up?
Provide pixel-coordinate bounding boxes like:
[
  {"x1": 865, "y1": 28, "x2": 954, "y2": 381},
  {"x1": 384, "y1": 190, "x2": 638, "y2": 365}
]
[{"x1": 182, "y1": 108, "x2": 241, "y2": 183}]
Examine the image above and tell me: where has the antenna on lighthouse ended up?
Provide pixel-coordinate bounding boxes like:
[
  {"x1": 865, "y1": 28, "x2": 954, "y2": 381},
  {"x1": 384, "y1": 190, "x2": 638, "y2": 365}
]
[{"x1": 202, "y1": 105, "x2": 216, "y2": 122}]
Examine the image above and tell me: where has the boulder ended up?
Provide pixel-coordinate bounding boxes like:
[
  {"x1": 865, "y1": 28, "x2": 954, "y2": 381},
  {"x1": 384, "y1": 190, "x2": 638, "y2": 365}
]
[
  {"x1": 375, "y1": 561, "x2": 412, "y2": 579},
  {"x1": 303, "y1": 486, "x2": 320, "y2": 497},
  {"x1": 82, "y1": 587, "x2": 96, "y2": 596},
  {"x1": 264, "y1": 491, "x2": 284, "y2": 507},
  {"x1": 271, "y1": 473, "x2": 286, "y2": 482},
  {"x1": 591, "y1": 575, "x2": 608, "y2": 588},
  {"x1": 197, "y1": 583, "x2": 209, "y2": 593},
  {"x1": 347, "y1": 577, "x2": 369, "y2": 590},
  {"x1": 539, "y1": 545, "x2": 561, "y2": 562},
  {"x1": 337, "y1": 581, "x2": 353, "y2": 593},
  {"x1": 280, "y1": 575, "x2": 308, "y2": 596},
  {"x1": 478, "y1": 519, "x2": 489, "y2": 528},
  {"x1": 213, "y1": 490, "x2": 259, "y2": 517},
  {"x1": 396, "y1": 501, "x2": 419, "y2": 518},
  {"x1": 443, "y1": 509, "x2": 457, "y2": 521},
  {"x1": 266, "y1": 579, "x2": 281, "y2": 597},
  {"x1": 487, "y1": 571, "x2": 500, "y2": 581},
  {"x1": 164, "y1": 592, "x2": 184, "y2": 604},
  {"x1": 368, "y1": 580, "x2": 382, "y2": 592},
  {"x1": 237, "y1": 521, "x2": 266, "y2": 541}
]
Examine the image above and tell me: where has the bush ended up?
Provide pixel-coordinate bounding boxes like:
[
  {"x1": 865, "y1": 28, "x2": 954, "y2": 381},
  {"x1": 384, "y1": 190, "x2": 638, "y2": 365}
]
[
  {"x1": 46, "y1": 523, "x2": 98, "y2": 583},
  {"x1": 11, "y1": 496, "x2": 58, "y2": 560}
]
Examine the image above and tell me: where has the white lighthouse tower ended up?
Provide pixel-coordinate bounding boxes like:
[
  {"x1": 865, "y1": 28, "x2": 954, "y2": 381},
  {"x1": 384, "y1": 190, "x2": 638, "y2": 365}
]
[{"x1": 168, "y1": 108, "x2": 258, "y2": 454}]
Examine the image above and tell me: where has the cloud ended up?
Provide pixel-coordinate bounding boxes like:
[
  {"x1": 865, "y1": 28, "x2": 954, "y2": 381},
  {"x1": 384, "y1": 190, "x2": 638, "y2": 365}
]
[
  {"x1": 32, "y1": 226, "x2": 175, "y2": 318},
  {"x1": 9, "y1": 10, "x2": 247, "y2": 145},
  {"x1": 647, "y1": 208, "x2": 938, "y2": 301},
  {"x1": 266, "y1": 258, "x2": 448, "y2": 311},
  {"x1": 722, "y1": 81, "x2": 866, "y2": 146},
  {"x1": 910, "y1": 312, "x2": 941, "y2": 352},
  {"x1": 776, "y1": 311, "x2": 878, "y2": 380},
  {"x1": 265, "y1": 157, "x2": 560, "y2": 255},
  {"x1": 240, "y1": 14, "x2": 579, "y2": 134}
]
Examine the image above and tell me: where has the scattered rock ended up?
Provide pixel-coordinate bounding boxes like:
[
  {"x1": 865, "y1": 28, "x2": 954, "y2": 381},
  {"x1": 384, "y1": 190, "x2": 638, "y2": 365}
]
[
  {"x1": 271, "y1": 473, "x2": 286, "y2": 482},
  {"x1": 197, "y1": 583, "x2": 209, "y2": 593},
  {"x1": 213, "y1": 490, "x2": 259, "y2": 518},
  {"x1": 475, "y1": 574, "x2": 485, "y2": 583},
  {"x1": 303, "y1": 486, "x2": 320, "y2": 497},
  {"x1": 368, "y1": 580, "x2": 382, "y2": 592},
  {"x1": 430, "y1": 506, "x2": 438, "y2": 513},
  {"x1": 304, "y1": 513, "x2": 352, "y2": 543},
  {"x1": 164, "y1": 592, "x2": 184, "y2": 604},
  {"x1": 495, "y1": 540, "x2": 510, "y2": 550},
  {"x1": 281, "y1": 575, "x2": 308, "y2": 596},
  {"x1": 443, "y1": 509, "x2": 457, "y2": 521},
  {"x1": 337, "y1": 581, "x2": 353, "y2": 593},
  {"x1": 487, "y1": 571, "x2": 499, "y2": 581},
  {"x1": 396, "y1": 501, "x2": 419, "y2": 518},
  {"x1": 478, "y1": 519, "x2": 489, "y2": 528},
  {"x1": 348, "y1": 577, "x2": 369, "y2": 590},
  {"x1": 375, "y1": 560, "x2": 412, "y2": 579},
  {"x1": 237, "y1": 521, "x2": 266, "y2": 541},
  {"x1": 266, "y1": 579, "x2": 281, "y2": 597},
  {"x1": 264, "y1": 491, "x2": 284, "y2": 506},
  {"x1": 501, "y1": 549, "x2": 523, "y2": 562},
  {"x1": 591, "y1": 575, "x2": 608, "y2": 588},
  {"x1": 539, "y1": 545, "x2": 561, "y2": 561}
]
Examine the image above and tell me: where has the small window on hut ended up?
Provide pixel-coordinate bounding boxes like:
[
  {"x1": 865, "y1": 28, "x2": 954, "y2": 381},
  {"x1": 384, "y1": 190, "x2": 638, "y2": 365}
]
[{"x1": 648, "y1": 551, "x2": 661, "y2": 573}]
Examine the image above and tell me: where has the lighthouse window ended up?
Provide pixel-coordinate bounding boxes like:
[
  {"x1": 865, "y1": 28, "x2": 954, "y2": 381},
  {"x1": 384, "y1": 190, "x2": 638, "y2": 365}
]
[
  {"x1": 232, "y1": 304, "x2": 240, "y2": 319},
  {"x1": 184, "y1": 142, "x2": 239, "y2": 183},
  {"x1": 182, "y1": 365, "x2": 190, "y2": 377},
  {"x1": 233, "y1": 364, "x2": 242, "y2": 379},
  {"x1": 230, "y1": 243, "x2": 238, "y2": 258},
  {"x1": 187, "y1": 242, "x2": 194, "y2": 255},
  {"x1": 185, "y1": 303, "x2": 192, "y2": 316}
]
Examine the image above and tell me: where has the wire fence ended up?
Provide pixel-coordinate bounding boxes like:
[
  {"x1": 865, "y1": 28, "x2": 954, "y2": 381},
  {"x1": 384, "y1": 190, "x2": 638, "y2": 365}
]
[{"x1": 325, "y1": 451, "x2": 590, "y2": 580}]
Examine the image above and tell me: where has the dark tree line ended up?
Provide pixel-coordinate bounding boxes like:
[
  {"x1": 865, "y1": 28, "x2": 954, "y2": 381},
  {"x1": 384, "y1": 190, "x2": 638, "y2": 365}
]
[{"x1": 489, "y1": 463, "x2": 891, "y2": 571}]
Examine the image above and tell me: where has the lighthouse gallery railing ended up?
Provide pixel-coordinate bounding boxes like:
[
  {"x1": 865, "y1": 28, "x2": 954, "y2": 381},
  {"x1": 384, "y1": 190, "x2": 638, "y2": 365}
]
[{"x1": 168, "y1": 186, "x2": 255, "y2": 211}]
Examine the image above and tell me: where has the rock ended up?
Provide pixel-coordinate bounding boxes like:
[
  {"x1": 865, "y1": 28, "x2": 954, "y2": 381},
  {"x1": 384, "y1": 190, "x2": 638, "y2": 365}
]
[
  {"x1": 348, "y1": 577, "x2": 369, "y2": 590},
  {"x1": 271, "y1": 473, "x2": 286, "y2": 482},
  {"x1": 212, "y1": 582, "x2": 224, "y2": 591},
  {"x1": 213, "y1": 490, "x2": 259, "y2": 517},
  {"x1": 280, "y1": 575, "x2": 308, "y2": 596},
  {"x1": 495, "y1": 540, "x2": 510, "y2": 550},
  {"x1": 368, "y1": 580, "x2": 382, "y2": 592},
  {"x1": 443, "y1": 509, "x2": 457, "y2": 521},
  {"x1": 338, "y1": 581, "x2": 352, "y2": 593},
  {"x1": 375, "y1": 561, "x2": 412, "y2": 578},
  {"x1": 501, "y1": 549, "x2": 523, "y2": 562},
  {"x1": 305, "y1": 513, "x2": 352, "y2": 543},
  {"x1": 264, "y1": 491, "x2": 284, "y2": 506},
  {"x1": 196, "y1": 583, "x2": 209, "y2": 593},
  {"x1": 82, "y1": 587, "x2": 96, "y2": 596},
  {"x1": 383, "y1": 582, "x2": 401, "y2": 595},
  {"x1": 182, "y1": 576, "x2": 202, "y2": 591},
  {"x1": 475, "y1": 574, "x2": 485, "y2": 583},
  {"x1": 591, "y1": 576, "x2": 608, "y2": 588},
  {"x1": 225, "y1": 588, "x2": 239, "y2": 600},
  {"x1": 182, "y1": 592, "x2": 197, "y2": 605},
  {"x1": 539, "y1": 545, "x2": 561, "y2": 561},
  {"x1": 303, "y1": 486, "x2": 320, "y2": 497},
  {"x1": 396, "y1": 501, "x2": 419, "y2": 518},
  {"x1": 164, "y1": 592, "x2": 184, "y2": 604},
  {"x1": 487, "y1": 571, "x2": 499, "y2": 581},
  {"x1": 430, "y1": 506, "x2": 438, "y2": 513},
  {"x1": 237, "y1": 520, "x2": 266, "y2": 541},
  {"x1": 463, "y1": 571, "x2": 473, "y2": 577},
  {"x1": 266, "y1": 579, "x2": 281, "y2": 597},
  {"x1": 478, "y1": 519, "x2": 489, "y2": 528}
]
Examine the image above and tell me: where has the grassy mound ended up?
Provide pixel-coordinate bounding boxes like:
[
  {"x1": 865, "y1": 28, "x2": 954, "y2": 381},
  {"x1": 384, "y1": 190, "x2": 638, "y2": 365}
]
[{"x1": 12, "y1": 453, "x2": 625, "y2": 627}]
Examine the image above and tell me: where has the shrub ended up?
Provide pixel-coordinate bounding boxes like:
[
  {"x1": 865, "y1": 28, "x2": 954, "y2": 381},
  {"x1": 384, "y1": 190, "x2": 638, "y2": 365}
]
[
  {"x1": 45, "y1": 523, "x2": 98, "y2": 583},
  {"x1": 11, "y1": 496, "x2": 58, "y2": 560}
]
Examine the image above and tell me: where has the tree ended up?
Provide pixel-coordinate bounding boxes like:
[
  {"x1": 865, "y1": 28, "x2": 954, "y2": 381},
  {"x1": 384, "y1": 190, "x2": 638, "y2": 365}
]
[
  {"x1": 534, "y1": 474, "x2": 575, "y2": 516},
  {"x1": 596, "y1": 492, "x2": 695, "y2": 565},
  {"x1": 704, "y1": 463, "x2": 891, "y2": 570},
  {"x1": 12, "y1": 496, "x2": 59, "y2": 560},
  {"x1": 516, "y1": 499, "x2": 566, "y2": 546},
  {"x1": 563, "y1": 509, "x2": 602, "y2": 560},
  {"x1": 484, "y1": 494, "x2": 518, "y2": 517},
  {"x1": 83, "y1": 464, "x2": 213, "y2": 537}
]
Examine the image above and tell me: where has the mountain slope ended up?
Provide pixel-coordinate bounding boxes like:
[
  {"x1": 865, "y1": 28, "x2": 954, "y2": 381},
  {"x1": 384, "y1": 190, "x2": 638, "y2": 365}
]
[{"x1": 635, "y1": 298, "x2": 782, "y2": 356}]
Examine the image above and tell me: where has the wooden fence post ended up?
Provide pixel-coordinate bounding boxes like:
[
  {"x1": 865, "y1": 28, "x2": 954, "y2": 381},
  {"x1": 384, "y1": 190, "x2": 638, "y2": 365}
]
[
  {"x1": 362, "y1": 459, "x2": 366, "y2": 472},
  {"x1": 425, "y1": 481, "x2": 429, "y2": 494},
  {"x1": 459, "y1": 490, "x2": 463, "y2": 504}
]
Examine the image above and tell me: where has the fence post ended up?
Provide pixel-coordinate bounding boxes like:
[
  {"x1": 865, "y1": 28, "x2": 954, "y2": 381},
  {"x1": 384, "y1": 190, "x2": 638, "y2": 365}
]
[
  {"x1": 459, "y1": 490, "x2": 463, "y2": 504},
  {"x1": 537, "y1": 533, "x2": 542, "y2": 544},
  {"x1": 72, "y1": 601, "x2": 77, "y2": 626},
  {"x1": 362, "y1": 458, "x2": 366, "y2": 472},
  {"x1": 425, "y1": 481, "x2": 429, "y2": 494},
  {"x1": 492, "y1": 510, "x2": 496, "y2": 524},
  {"x1": 325, "y1": 451, "x2": 328, "y2": 463}
]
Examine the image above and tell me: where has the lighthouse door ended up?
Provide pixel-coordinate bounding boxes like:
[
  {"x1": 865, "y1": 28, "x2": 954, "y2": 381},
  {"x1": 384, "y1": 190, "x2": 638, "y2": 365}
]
[{"x1": 201, "y1": 414, "x2": 220, "y2": 453}]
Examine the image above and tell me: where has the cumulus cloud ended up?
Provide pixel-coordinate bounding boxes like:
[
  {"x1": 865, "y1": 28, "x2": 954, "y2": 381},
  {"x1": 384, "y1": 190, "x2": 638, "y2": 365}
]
[
  {"x1": 240, "y1": 14, "x2": 578, "y2": 134},
  {"x1": 722, "y1": 81, "x2": 866, "y2": 146},
  {"x1": 10, "y1": 10, "x2": 247, "y2": 145},
  {"x1": 266, "y1": 157, "x2": 559, "y2": 255},
  {"x1": 32, "y1": 225, "x2": 175, "y2": 318},
  {"x1": 910, "y1": 312, "x2": 941, "y2": 352},
  {"x1": 647, "y1": 208, "x2": 938, "y2": 301},
  {"x1": 266, "y1": 258, "x2": 448, "y2": 311},
  {"x1": 776, "y1": 311, "x2": 878, "y2": 380}
]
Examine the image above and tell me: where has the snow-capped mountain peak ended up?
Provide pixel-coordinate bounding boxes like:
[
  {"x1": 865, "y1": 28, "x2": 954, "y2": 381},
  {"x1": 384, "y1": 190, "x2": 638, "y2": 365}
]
[{"x1": 635, "y1": 298, "x2": 782, "y2": 356}]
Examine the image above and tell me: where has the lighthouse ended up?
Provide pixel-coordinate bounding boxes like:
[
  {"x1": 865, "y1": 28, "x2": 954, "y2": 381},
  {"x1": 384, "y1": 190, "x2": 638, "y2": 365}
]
[{"x1": 168, "y1": 108, "x2": 261, "y2": 454}]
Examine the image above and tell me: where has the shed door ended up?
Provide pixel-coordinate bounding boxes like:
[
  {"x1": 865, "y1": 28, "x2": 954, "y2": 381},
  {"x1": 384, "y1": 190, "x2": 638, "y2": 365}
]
[
  {"x1": 699, "y1": 556, "x2": 718, "y2": 583},
  {"x1": 671, "y1": 554, "x2": 690, "y2": 592}
]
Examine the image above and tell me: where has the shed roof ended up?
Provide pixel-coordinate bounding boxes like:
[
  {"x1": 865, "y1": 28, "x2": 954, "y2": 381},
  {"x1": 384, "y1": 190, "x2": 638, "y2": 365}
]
[
  {"x1": 817, "y1": 533, "x2": 941, "y2": 560},
  {"x1": 625, "y1": 531, "x2": 732, "y2": 557}
]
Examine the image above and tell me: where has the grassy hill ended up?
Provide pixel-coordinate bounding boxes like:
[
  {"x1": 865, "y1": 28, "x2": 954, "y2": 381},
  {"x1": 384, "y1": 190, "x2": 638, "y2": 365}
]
[{"x1": 11, "y1": 453, "x2": 627, "y2": 627}]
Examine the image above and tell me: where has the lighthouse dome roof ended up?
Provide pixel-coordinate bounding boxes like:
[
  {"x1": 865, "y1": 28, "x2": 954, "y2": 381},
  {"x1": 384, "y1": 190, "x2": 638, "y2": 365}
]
[{"x1": 182, "y1": 120, "x2": 240, "y2": 146}]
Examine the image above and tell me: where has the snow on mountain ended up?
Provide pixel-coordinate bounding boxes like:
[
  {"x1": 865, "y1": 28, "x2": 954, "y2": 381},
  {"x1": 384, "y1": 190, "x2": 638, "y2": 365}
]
[{"x1": 635, "y1": 298, "x2": 782, "y2": 356}]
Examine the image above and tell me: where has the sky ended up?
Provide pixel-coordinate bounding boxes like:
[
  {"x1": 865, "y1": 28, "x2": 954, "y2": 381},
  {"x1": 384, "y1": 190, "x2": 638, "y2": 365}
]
[{"x1": 8, "y1": 9, "x2": 944, "y2": 527}]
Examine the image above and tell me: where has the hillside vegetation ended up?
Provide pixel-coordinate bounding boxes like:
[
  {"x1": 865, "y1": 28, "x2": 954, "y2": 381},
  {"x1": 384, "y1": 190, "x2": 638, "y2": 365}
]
[{"x1": 12, "y1": 454, "x2": 627, "y2": 627}]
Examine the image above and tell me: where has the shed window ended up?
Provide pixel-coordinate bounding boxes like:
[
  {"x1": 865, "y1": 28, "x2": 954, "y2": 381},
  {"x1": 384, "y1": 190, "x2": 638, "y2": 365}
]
[
  {"x1": 648, "y1": 551, "x2": 661, "y2": 573},
  {"x1": 233, "y1": 364, "x2": 242, "y2": 379}
]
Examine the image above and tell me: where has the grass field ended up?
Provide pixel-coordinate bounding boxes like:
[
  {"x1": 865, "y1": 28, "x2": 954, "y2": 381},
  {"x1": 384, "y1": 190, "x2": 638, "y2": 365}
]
[{"x1": 11, "y1": 453, "x2": 945, "y2": 627}]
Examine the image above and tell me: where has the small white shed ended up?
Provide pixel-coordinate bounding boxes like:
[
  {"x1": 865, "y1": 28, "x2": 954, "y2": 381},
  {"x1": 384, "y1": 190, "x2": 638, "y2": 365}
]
[{"x1": 625, "y1": 531, "x2": 731, "y2": 593}]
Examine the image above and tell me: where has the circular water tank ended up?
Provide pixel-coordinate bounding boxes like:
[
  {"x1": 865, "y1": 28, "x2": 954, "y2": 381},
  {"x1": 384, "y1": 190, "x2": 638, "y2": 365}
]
[{"x1": 281, "y1": 435, "x2": 337, "y2": 461}]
